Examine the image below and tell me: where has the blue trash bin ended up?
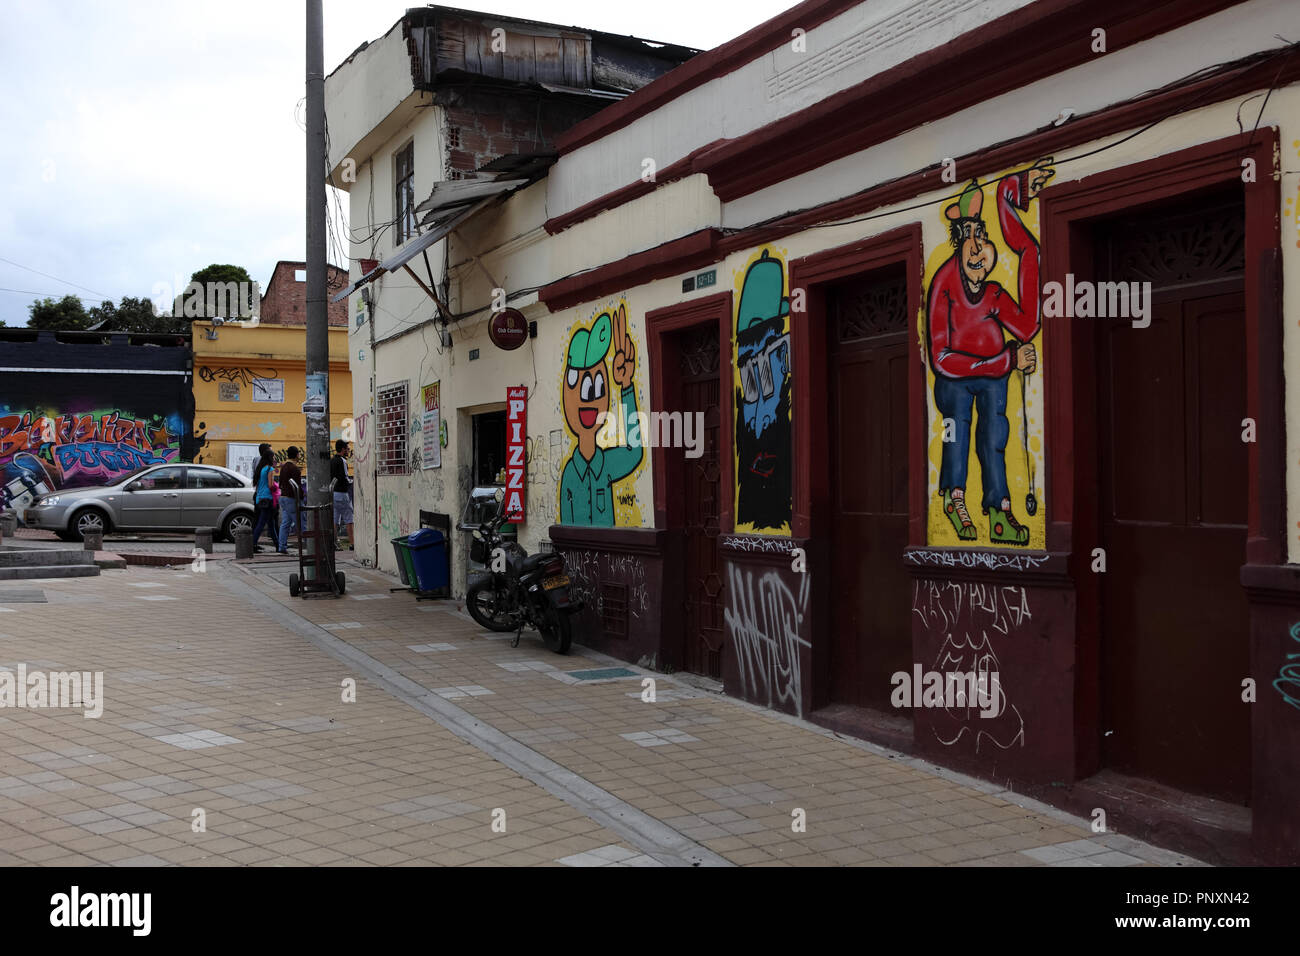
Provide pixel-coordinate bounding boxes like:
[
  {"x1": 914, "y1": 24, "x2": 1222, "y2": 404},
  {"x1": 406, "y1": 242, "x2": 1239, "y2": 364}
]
[{"x1": 408, "y1": 528, "x2": 449, "y2": 593}]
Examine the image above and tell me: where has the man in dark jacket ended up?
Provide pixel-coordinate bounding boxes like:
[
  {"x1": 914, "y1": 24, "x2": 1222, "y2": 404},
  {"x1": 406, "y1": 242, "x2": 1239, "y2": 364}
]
[
  {"x1": 277, "y1": 447, "x2": 303, "y2": 554},
  {"x1": 330, "y1": 440, "x2": 353, "y2": 550}
]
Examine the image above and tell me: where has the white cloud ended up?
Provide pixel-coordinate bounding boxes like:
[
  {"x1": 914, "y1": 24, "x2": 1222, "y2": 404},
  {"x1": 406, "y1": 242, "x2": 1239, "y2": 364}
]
[{"x1": 0, "y1": 0, "x2": 790, "y2": 325}]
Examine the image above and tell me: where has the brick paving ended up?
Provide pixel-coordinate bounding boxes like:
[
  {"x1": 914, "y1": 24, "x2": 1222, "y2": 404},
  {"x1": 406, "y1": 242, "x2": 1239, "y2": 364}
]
[{"x1": 0, "y1": 560, "x2": 1205, "y2": 867}]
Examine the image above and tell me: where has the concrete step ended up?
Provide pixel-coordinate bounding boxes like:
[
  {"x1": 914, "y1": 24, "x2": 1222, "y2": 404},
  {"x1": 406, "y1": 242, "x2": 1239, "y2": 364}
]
[
  {"x1": 0, "y1": 548, "x2": 95, "y2": 567},
  {"x1": 0, "y1": 565, "x2": 100, "y2": 580}
]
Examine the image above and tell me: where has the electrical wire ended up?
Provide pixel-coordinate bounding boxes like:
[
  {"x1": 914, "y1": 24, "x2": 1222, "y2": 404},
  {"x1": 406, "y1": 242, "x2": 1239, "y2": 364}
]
[
  {"x1": 350, "y1": 41, "x2": 1300, "y2": 339},
  {"x1": 0, "y1": 257, "x2": 110, "y2": 299}
]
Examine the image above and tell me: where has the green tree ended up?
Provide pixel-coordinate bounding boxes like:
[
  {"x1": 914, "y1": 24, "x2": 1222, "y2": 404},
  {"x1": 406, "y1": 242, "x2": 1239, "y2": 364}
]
[
  {"x1": 89, "y1": 296, "x2": 187, "y2": 333},
  {"x1": 28, "y1": 294, "x2": 91, "y2": 330},
  {"x1": 174, "y1": 263, "x2": 258, "y2": 319}
]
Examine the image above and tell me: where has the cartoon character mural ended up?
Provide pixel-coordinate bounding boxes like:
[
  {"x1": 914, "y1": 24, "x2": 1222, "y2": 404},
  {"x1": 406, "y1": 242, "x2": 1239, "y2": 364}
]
[
  {"x1": 558, "y1": 302, "x2": 643, "y2": 526},
  {"x1": 734, "y1": 249, "x2": 793, "y2": 535},
  {"x1": 924, "y1": 159, "x2": 1054, "y2": 548},
  {"x1": 0, "y1": 410, "x2": 181, "y2": 513}
]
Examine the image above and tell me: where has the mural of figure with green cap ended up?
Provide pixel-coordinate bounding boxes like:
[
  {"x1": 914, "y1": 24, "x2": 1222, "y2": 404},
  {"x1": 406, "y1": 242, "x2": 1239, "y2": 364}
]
[
  {"x1": 735, "y1": 248, "x2": 793, "y2": 533},
  {"x1": 925, "y1": 158, "x2": 1054, "y2": 546},
  {"x1": 558, "y1": 302, "x2": 642, "y2": 526}
]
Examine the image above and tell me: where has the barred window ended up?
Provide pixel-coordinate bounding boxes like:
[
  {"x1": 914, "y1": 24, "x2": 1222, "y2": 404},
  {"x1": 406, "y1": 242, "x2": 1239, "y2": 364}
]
[{"x1": 377, "y1": 381, "x2": 409, "y2": 476}]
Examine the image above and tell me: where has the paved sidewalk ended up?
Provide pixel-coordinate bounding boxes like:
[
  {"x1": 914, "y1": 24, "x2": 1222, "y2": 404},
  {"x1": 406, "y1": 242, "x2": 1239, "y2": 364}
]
[{"x1": 0, "y1": 560, "x2": 1204, "y2": 867}]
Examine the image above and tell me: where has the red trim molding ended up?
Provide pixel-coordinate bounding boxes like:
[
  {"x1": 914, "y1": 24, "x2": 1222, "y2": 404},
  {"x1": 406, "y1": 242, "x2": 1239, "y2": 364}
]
[
  {"x1": 788, "y1": 224, "x2": 925, "y2": 542},
  {"x1": 696, "y1": 0, "x2": 1246, "y2": 203},
  {"x1": 543, "y1": 145, "x2": 711, "y2": 236},
  {"x1": 644, "y1": 291, "x2": 735, "y2": 533},
  {"x1": 716, "y1": 44, "x2": 1300, "y2": 257},
  {"x1": 554, "y1": 0, "x2": 857, "y2": 155},
  {"x1": 1038, "y1": 128, "x2": 1283, "y2": 563},
  {"x1": 546, "y1": 31, "x2": 1295, "y2": 252},
  {"x1": 539, "y1": 228, "x2": 722, "y2": 312}
]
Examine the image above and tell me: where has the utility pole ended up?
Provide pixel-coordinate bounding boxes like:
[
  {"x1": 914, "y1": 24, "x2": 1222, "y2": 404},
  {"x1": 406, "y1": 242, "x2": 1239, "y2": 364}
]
[{"x1": 304, "y1": 0, "x2": 330, "y2": 508}]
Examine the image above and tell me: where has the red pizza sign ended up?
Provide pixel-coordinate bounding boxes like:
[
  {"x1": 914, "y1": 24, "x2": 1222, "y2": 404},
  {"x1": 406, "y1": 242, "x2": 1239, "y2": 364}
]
[{"x1": 505, "y1": 385, "x2": 527, "y2": 523}]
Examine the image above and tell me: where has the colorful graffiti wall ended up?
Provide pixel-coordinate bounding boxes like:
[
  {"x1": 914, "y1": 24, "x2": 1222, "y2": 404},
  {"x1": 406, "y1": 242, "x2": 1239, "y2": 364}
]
[
  {"x1": 923, "y1": 160, "x2": 1053, "y2": 549},
  {"x1": 556, "y1": 301, "x2": 646, "y2": 526},
  {"x1": 733, "y1": 248, "x2": 793, "y2": 535},
  {"x1": 0, "y1": 408, "x2": 182, "y2": 510}
]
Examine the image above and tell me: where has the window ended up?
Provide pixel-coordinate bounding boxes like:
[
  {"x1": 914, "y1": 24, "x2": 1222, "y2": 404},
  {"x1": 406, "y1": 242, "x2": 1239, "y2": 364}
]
[
  {"x1": 377, "y1": 381, "x2": 409, "y2": 475},
  {"x1": 394, "y1": 142, "x2": 416, "y2": 245},
  {"x1": 132, "y1": 466, "x2": 185, "y2": 491},
  {"x1": 472, "y1": 411, "x2": 506, "y2": 486},
  {"x1": 186, "y1": 468, "x2": 242, "y2": 490}
]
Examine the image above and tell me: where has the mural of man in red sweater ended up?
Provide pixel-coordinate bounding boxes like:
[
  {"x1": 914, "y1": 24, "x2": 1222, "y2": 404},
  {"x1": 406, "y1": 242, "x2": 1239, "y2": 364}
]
[{"x1": 925, "y1": 159, "x2": 1053, "y2": 546}]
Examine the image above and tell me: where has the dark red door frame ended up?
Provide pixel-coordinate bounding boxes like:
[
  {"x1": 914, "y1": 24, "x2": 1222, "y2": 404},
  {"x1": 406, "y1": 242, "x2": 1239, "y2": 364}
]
[
  {"x1": 1039, "y1": 128, "x2": 1283, "y2": 562},
  {"x1": 1038, "y1": 129, "x2": 1282, "y2": 780},
  {"x1": 789, "y1": 225, "x2": 926, "y2": 546},
  {"x1": 644, "y1": 291, "x2": 735, "y2": 533}
]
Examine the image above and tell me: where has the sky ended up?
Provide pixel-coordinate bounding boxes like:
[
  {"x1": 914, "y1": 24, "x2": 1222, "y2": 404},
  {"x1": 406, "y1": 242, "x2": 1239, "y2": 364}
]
[{"x1": 0, "y1": 0, "x2": 794, "y2": 327}]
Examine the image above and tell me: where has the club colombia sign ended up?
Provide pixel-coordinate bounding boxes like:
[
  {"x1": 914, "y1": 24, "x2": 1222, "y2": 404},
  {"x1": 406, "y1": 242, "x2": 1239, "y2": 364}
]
[{"x1": 489, "y1": 308, "x2": 528, "y2": 351}]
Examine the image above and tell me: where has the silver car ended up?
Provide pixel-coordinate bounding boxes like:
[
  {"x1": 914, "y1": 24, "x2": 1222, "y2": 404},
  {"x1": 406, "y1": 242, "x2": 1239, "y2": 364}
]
[{"x1": 23, "y1": 463, "x2": 256, "y2": 542}]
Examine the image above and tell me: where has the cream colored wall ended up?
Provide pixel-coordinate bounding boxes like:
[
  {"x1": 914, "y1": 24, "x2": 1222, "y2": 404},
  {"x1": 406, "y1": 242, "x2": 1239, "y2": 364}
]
[{"x1": 339, "y1": 0, "x2": 1300, "y2": 575}]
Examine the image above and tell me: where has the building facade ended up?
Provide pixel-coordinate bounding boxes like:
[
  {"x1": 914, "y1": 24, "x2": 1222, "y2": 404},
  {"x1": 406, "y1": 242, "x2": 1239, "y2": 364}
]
[
  {"x1": 329, "y1": 0, "x2": 1300, "y2": 864},
  {"x1": 192, "y1": 321, "x2": 351, "y2": 478}
]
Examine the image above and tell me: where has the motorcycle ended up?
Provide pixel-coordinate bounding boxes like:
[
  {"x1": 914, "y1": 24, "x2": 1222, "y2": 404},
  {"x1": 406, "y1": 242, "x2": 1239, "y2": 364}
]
[{"x1": 464, "y1": 489, "x2": 581, "y2": 654}]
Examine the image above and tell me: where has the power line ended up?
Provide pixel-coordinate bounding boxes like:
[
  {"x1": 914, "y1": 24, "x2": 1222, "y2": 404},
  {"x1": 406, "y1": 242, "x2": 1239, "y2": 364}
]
[
  {"x1": 0, "y1": 286, "x2": 94, "y2": 299},
  {"x1": 0, "y1": 256, "x2": 110, "y2": 299}
]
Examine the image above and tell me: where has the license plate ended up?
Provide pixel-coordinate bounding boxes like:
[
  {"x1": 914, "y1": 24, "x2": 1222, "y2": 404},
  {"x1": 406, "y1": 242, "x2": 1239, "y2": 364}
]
[{"x1": 542, "y1": 574, "x2": 570, "y2": 590}]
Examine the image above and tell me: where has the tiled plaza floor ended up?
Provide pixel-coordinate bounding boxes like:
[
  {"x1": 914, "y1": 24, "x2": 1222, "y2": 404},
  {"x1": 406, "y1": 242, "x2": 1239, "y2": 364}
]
[{"x1": 0, "y1": 560, "x2": 1204, "y2": 867}]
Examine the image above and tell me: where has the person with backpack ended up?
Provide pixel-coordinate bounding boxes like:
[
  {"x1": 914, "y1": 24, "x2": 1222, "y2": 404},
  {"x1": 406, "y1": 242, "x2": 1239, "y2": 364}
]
[
  {"x1": 250, "y1": 447, "x2": 279, "y2": 553},
  {"x1": 330, "y1": 439, "x2": 353, "y2": 551}
]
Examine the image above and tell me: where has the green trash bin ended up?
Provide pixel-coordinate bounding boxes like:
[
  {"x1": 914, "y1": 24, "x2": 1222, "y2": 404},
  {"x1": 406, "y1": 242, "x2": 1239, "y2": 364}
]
[{"x1": 391, "y1": 536, "x2": 418, "y2": 587}]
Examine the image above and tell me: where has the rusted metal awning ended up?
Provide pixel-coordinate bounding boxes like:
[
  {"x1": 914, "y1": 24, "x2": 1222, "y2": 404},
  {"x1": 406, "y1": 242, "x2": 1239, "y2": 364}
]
[
  {"x1": 332, "y1": 159, "x2": 553, "y2": 309},
  {"x1": 330, "y1": 262, "x2": 383, "y2": 304}
]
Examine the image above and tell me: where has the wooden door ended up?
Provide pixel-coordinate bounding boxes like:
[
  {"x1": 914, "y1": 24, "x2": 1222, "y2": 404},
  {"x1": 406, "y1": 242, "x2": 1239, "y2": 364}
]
[
  {"x1": 677, "y1": 325, "x2": 725, "y2": 678},
  {"x1": 1094, "y1": 192, "x2": 1250, "y2": 803},
  {"x1": 826, "y1": 266, "x2": 912, "y2": 710}
]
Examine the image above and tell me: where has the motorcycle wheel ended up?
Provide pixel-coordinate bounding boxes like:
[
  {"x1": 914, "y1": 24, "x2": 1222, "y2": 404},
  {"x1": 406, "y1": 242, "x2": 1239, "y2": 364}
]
[
  {"x1": 466, "y1": 579, "x2": 518, "y2": 632},
  {"x1": 541, "y1": 605, "x2": 573, "y2": 655}
]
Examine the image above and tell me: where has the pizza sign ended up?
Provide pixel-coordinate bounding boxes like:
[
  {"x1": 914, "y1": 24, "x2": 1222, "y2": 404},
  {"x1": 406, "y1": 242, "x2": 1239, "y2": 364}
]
[{"x1": 505, "y1": 386, "x2": 527, "y2": 523}]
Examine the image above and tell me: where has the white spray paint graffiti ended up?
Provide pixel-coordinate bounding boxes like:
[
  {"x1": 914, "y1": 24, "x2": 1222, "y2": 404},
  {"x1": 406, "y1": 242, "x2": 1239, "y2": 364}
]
[
  {"x1": 721, "y1": 535, "x2": 796, "y2": 554},
  {"x1": 905, "y1": 549, "x2": 1049, "y2": 572},
  {"x1": 912, "y1": 579, "x2": 1027, "y2": 750},
  {"x1": 725, "y1": 565, "x2": 811, "y2": 716},
  {"x1": 559, "y1": 549, "x2": 650, "y2": 620}
]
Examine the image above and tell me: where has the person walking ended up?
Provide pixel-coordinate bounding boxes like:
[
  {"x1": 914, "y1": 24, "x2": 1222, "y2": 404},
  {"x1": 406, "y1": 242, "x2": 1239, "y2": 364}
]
[
  {"x1": 277, "y1": 447, "x2": 303, "y2": 554},
  {"x1": 250, "y1": 447, "x2": 278, "y2": 553},
  {"x1": 330, "y1": 439, "x2": 353, "y2": 550}
]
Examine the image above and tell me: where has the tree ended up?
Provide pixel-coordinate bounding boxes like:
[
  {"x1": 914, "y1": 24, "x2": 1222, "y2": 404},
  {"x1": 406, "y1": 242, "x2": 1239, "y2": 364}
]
[
  {"x1": 174, "y1": 263, "x2": 258, "y2": 319},
  {"x1": 89, "y1": 296, "x2": 187, "y2": 334},
  {"x1": 28, "y1": 295, "x2": 91, "y2": 330}
]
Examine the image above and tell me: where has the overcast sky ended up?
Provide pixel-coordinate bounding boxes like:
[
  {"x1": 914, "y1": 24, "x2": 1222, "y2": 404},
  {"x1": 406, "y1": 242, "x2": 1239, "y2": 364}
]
[{"x1": 0, "y1": 0, "x2": 793, "y2": 327}]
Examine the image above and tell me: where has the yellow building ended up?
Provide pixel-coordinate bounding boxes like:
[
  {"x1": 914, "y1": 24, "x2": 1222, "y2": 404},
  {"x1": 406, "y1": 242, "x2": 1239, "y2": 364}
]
[{"x1": 192, "y1": 320, "x2": 352, "y2": 480}]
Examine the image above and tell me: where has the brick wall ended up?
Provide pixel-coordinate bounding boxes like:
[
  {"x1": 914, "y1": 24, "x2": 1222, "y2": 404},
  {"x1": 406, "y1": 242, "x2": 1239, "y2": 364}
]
[
  {"x1": 442, "y1": 89, "x2": 604, "y2": 178},
  {"x1": 260, "y1": 262, "x2": 350, "y2": 326}
]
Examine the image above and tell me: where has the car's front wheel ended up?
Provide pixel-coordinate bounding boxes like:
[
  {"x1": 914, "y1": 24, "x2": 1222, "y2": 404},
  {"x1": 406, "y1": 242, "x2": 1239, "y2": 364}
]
[
  {"x1": 222, "y1": 511, "x2": 253, "y2": 542},
  {"x1": 67, "y1": 508, "x2": 109, "y2": 543}
]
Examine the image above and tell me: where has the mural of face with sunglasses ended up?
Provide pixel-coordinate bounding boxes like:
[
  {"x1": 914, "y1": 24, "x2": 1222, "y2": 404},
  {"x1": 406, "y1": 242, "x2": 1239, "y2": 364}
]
[{"x1": 734, "y1": 250, "x2": 793, "y2": 533}]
